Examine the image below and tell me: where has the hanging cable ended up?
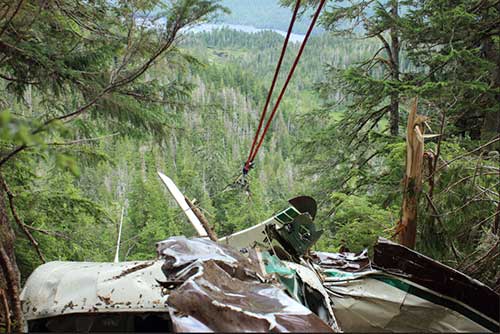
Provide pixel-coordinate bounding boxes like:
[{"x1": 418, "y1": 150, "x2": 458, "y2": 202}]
[
  {"x1": 244, "y1": 0, "x2": 302, "y2": 174},
  {"x1": 244, "y1": 0, "x2": 327, "y2": 174}
]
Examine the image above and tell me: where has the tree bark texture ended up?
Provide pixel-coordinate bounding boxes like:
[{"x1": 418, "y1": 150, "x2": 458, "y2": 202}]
[
  {"x1": 398, "y1": 98, "x2": 425, "y2": 248},
  {"x1": 0, "y1": 189, "x2": 23, "y2": 332},
  {"x1": 389, "y1": 0, "x2": 400, "y2": 136}
]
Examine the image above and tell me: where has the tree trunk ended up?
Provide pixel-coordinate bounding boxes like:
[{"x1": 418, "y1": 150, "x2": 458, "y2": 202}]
[
  {"x1": 389, "y1": 94, "x2": 399, "y2": 136},
  {"x1": 185, "y1": 197, "x2": 218, "y2": 242},
  {"x1": 397, "y1": 98, "x2": 425, "y2": 248},
  {"x1": 0, "y1": 190, "x2": 23, "y2": 332},
  {"x1": 480, "y1": 35, "x2": 500, "y2": 147},
  {"x1": 389, "y1": 0, "x2": 400, "y2": 136}
]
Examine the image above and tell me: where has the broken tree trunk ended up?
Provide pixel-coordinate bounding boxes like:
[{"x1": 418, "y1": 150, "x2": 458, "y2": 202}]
[
  {"x1": 185, "y1": 197, "x2": 218, "y2": 242},
  {"x1": 397, "y1": 98, "x2": 425, "y2": 248}
]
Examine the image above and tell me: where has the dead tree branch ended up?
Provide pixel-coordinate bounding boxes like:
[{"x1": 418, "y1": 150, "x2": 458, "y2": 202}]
[
  {"x1": 0, "y1": 174, "x2": 45, "y2": 262},
  {"x1": 431, "y1": 135, "x2": 500, "y2": 177},
  {"x1": 462, "y1": 239, "x2": 500, "y2": 275},
  {"x1": 0, "y1": 0, "x2": 24, "y2": 37},
  {"x1": 424, "y1": 192, "x2": 461, "y2": 263},
  {"x1": 24, "y1": 225, "x2": 70, "y2": 240}
]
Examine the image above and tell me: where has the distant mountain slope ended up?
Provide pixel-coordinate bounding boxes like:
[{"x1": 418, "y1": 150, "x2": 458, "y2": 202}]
[{"x1": 217, "y1": 0, "x2": 319, "y2": 34}]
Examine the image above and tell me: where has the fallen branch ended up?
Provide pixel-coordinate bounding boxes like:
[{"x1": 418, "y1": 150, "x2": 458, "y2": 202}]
[
  {"x1": 437, "y1": 172, "x2": 498, "y2": 196},
  {"x1": 185, "y1": 197, "x2": 218, "y2": 242},
  {"x1": 436, "y1": 181, "x2": 500, "y2": 217},
  {"x1": 0, "y1": 0, "x2": 24, "y2": 37},
  {"x1": 42, "y1": 133, "x2": 120, "y2": 147},
  {"x1": 494, "y1": 190, "x2": 500, "y2": 235},
  {"x1": 427, "y1": 110, "x2": 446, "y2": 199},
  {"x1": 24, "y1": 225, "x2": 70, "y2": 240},
  {"x1": 462, "y1": 239, "x2": 500, "y2": 275},
  {"x1": 477, "y1": 212, "x2": 498, "y2": 228},
  {"x1": 0, "y1": 174, "x2": 45, "y2": 262},
  {"x1": 431, "y1": 135, "x2": 500, "y2": 177}
]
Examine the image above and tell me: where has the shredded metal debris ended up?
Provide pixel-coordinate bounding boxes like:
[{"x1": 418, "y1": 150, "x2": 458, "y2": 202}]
[
  {"x1": 157, "y1": 237, "x2": 334, "y2": 332},
  {"x1": 19, "y1": 174, "x2": 500, "y2": 332}
]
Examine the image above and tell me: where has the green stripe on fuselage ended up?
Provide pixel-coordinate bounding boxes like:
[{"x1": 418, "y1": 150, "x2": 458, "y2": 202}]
[{"x1": 372, "y1": 275, "x2": 499, "y2": 332}]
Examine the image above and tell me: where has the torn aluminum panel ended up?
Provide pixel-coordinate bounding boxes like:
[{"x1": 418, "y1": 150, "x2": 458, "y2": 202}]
[
  {"x1": 284, "y1": 261, "x2": 340, "y2": 331},
  {"x1": 312, "y1": 249, "x2": 371, "y2": 272},
  {"x1": 313, "y1": 239, "x2": 500, "y2": 333},
  {"x1": 219, "y1": 196, "x2": 320, "y2": 253},
  {"x1": 157, "y1": 236, "x2": 335, "y2": 333},
  {"x1": 325, "y1": 273, "x2": 495, "y2": 332},
  {"x1": 373, "y1": 237, "x2": 499, "y2": 328},
  {"x1": 20, "y1": 260, "x2": 168, "y2": 321},
  {"x1": 260, "y1": 251, "x2": 341, "y2": 331}
]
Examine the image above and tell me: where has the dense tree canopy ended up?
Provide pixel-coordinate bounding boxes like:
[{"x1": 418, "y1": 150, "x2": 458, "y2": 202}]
[
  {"x1": 0, "y1": 0, "x2": 226, "y2": 330},
  {"x1": 284, "y1": 0, "x2": 499, "y2": 286},
  {"x1": 0, "y1": 0, "x2": 499, "y2": 330}
]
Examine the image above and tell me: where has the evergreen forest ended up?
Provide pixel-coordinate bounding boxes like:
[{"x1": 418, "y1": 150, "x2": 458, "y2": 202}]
[{"x1": 0, "y1": 0, "x2": 498, "y2": 331}]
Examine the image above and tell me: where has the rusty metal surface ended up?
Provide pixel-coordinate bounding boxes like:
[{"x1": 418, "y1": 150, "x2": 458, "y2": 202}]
[{"x1": 157, "y1": 237, "x2": 335, "y2": 332}]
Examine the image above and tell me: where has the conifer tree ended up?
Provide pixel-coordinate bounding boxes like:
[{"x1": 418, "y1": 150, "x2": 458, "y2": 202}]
[{"x1": 0, "y1": 1, "x2": 225, "y2": 329}]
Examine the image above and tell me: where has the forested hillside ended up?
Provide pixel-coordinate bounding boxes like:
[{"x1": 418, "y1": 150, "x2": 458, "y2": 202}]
[
  {"x1": 0, "y1": 0, "x2": 498, "y2": 331},
  {"x1": 282, "y1": 0, "x2": 499, "y2": 289},
  {"x1": 8, "y1": 28, "x2": 381, "y2": 273}
]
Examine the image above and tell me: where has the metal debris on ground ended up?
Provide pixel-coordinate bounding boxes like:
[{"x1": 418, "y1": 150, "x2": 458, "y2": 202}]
[
  {"x1": 157, "y1": 237, "x2": 335, "y2": 332},
  {"x1": 19, "y1": 174, "x2": 500, "y2": 332}
]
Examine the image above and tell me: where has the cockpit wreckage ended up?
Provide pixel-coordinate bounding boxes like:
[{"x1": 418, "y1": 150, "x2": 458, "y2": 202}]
[{"x1": 21, "y1": 173, "x2": 500, "y2": 332}]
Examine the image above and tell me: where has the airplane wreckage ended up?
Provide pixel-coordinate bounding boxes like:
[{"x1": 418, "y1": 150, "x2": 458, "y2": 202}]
[{"x1": 20, "y1": 173, "x2": 500, "y2": 332}]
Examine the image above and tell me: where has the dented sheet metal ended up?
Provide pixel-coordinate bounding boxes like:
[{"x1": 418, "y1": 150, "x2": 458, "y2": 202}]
[
  {"x1": 373, "y1": 237, "x2": 500, "y2": 328},
  {"x1": 157, "y1": 237, "x2": 335, "y2": 332},
  {"x1": 313, "y1": 238, "x2": 500, "y2": 333},
  {"x1": 284, "y1": 261, "x2": 341, "y2": 331},
  {"x1": 21, "y1": 186, "x2": 500, "y2": 333},
  {"x1": 20, "y1": 260, "x2": 167, "y2": 320},
  {"x1": 325, "y1": 275, "x2": 494, "y2": 332}
]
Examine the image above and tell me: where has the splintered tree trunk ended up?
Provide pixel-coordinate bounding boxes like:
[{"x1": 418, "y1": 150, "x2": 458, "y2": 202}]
[
  {"x1": 398, "y1": 98, "x2": 425, "y2": 248},
  {"x1": 0, "y1": 190, "x2": 23, "y2": 332}
]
